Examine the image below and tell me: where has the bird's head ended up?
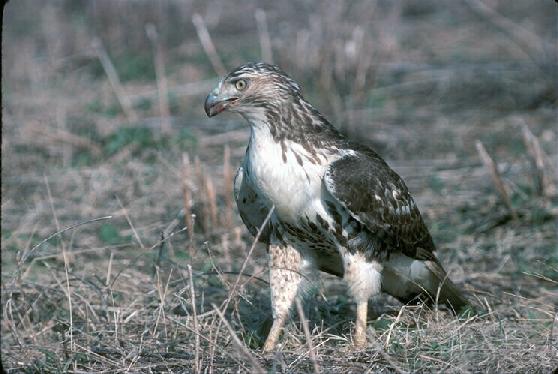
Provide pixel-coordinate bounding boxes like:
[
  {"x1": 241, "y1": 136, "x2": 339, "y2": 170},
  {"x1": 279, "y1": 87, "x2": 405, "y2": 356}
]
[{"x1": 204, "y1": 62, "x2": 302, "y2": 118}]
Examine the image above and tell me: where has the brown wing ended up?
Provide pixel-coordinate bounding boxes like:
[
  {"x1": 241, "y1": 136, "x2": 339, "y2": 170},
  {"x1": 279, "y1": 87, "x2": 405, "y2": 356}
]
[
  {"x1": 323, "y1": 149, "x2": 437, "y2": 262},
  {"x1": 234, "y1": 166, "x2": 272, "y2": 243}
]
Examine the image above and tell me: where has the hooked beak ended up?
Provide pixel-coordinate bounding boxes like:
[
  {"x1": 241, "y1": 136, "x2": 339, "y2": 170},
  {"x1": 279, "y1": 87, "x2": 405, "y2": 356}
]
[{"x1": 204, "y1": 89, "x2": 238, "y2": 117}]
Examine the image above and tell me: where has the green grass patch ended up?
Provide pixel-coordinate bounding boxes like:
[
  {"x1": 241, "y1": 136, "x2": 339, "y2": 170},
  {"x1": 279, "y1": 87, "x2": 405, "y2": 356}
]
[{"x1": 98, "y1": 224, "x2": 130, "y2": 245}]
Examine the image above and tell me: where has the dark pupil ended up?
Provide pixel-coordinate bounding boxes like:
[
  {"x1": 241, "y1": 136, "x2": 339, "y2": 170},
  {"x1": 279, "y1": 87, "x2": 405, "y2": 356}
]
[{"x1": 237, "y1": 80, "x2": 245, "y2": 89}]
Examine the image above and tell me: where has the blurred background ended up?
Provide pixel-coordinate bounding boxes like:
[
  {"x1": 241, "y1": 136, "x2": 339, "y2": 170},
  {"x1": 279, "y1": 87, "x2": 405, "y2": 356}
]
[{"x1": 2, "y1": 0, "x2": 557, "y2": 372}]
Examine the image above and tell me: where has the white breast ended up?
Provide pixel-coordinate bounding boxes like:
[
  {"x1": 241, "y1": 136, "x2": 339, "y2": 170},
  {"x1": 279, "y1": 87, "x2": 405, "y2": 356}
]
[{"x1": 244, "y1": 126, "x2": 329, "y2": 223}]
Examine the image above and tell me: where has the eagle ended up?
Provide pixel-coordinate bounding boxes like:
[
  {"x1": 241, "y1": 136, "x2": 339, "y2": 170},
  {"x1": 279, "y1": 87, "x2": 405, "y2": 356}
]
[{"x1": 204, "y1": 62, "x2": 469, "y2": 351}]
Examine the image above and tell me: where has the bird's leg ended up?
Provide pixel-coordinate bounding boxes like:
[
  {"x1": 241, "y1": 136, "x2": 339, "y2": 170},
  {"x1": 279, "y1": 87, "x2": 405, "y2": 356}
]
[
  {"x1": 263, "y1": 313, "x2": 286, "y2": 353},
  {"x1": 342, "y1": 253, "x2": 383, "y2": 349},
  {"x1": 354, "y1": 301, "x2": 368, "y2": 348},
  {"x1": 263, "y1": 244, "x2": 303, "y2": 352}
]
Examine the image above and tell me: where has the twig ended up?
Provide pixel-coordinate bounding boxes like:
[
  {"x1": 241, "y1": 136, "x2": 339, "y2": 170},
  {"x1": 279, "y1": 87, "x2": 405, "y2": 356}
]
[
  {"x1": 475, "y1": 140, "x2": 518, "y2": 220},
  {"x1": 109, "y1": 226, "x2": 187, "y2": 288},
  {"x1": 31, "y1": 126, "x2": 103, "y2": 157},
  {"x1": 462, "y1": 0, "x2": 551, "y2": 72},
  {"x1": 146, "y1": 23, "x2": 172, "y2": 135},
  {"x1": 182, "y1": 153, "x2": 194, "y2": 252},
  {"x1": 350, "y1": 26, "x2": 368, "y2": 93},
  {"x1": 44, "y1": 175, "x2": 74, "y2": 354},
  {"x1": 209, "y1": 207, "x2": 272, "y2": 370},
  {"x1": 152, "y1": 267, "x2": 173, "y2": 338},
  {"x1": 223, "y1": 144, "x2": 234, "y2": 228},
  {"x1": 106, "y1": 251, "x2": 114, "y2": 287},
  {"x1": 197, "y1": 129, "x2": 250, "y2": 147},
  {"x1": 126, "y1": 80, "x2": 215, "y2": 104},
  {"x1": 56, "y1": 105, "x2": 71, "y2": 167},
  {"x1": 92, "y1": 38, "x2": 139, "y2": 122},
  {"x1": 156, "y1": 209, "x2": 184, "y2": 267},
  {"x1": 19, "y1": 216, "x2": 113, "y2": 264},
  {"x1": 221, "y1": 233, "x2": 232, "y2": 273},
  {"x1": 549, "y1": 305, "x2": 557, "y2": 349},
  {"x1": 521, "y1": 124, "x2": 556, "y2": 197},
  {"x1": 194, "y1": 156, "x2": 209, "y2": 232},
  {"x1": 212, "y1": 304, "x2": 265, "y2": 373},
  {"x1": 220, "y1": 206, "x2": 274, "y2": 311},
  {"x1": 434, "y1": 273, "x2": 449, "y2": 321},
  {"x1": 255, "y1": 9, "x2": 273, "y2": 64},
  {"x1": 295, "y1": 299, "x2": 320, "y2": 374},
  {"x1": 369, "y1": 329, "x2": 408, "y2": 374},
  {"x1": 192, "y1": 13, "x2": 226, "y2": 76},
  {"x1": 115, "y1": 195, "x2": 145, "y2": 249},
  {"x1": 44, "y1": 175, "x2": 61, "y2": 236},
  {"x1": 208, "y1": 309, "x2": 222, "y2": 374},
  {"x1": 19, "y1": 244, "x2": 128, "y2": 264},
  {"x1": 385, "y1": 306, "x2": 405, "y2": 348},
  {"x1": 188, "y1": 265, "x2": 201, "y2": 374},
  {"x1": 205, "y1": 175, "x2": 218, "y2": 228}
]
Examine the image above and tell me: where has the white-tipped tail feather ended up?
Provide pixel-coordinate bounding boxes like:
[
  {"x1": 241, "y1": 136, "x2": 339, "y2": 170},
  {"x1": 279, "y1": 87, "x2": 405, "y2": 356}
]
[{"x1": 382, "y1": 253, "x2": 469, "y2": 313}]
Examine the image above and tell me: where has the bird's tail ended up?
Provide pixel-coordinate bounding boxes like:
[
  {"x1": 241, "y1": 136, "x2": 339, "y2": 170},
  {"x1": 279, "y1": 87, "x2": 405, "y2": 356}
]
[{"x1": 424, "y1": 260, "x2": 472, "y2": 314}]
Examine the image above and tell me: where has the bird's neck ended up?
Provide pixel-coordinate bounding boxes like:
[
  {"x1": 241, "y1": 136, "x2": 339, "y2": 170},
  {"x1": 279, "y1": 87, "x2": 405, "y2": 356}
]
[
  {"x1": 240, "y1": 107, "x2": 272, "y2": 131},
  {"x1": 241, "y1": 97, "x2": 342, "y2": 145}
]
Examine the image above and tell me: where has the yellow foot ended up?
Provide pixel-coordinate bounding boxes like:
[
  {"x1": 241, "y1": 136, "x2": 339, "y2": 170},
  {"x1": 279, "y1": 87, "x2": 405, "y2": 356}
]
[
  {"x1": 262, "y1": 336, "x2": 278, "y2": 353},
  {"x1": 262, "y1": 315, "x2": 285, "y2": 352},
  {"x1": 353, "y1": 331, "x2": 367, "y2": 350}
]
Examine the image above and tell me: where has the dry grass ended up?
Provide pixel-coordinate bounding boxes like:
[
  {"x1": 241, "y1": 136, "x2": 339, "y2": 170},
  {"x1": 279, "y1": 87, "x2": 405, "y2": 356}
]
[{"x1": 2, "y1": 0, "x2": 557, "y2": 372}]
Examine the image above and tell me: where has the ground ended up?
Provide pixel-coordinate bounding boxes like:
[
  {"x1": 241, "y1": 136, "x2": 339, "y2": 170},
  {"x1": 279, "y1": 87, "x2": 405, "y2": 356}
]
[{"x1": 1, "y1": 1, "x2": 557, "y2": 372}]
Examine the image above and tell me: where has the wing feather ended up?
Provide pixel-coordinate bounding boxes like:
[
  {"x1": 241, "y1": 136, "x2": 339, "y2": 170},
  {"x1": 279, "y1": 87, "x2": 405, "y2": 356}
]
[
  {"x1": 234, "y1": 166, "x2": 272, "y2": 243},
  {"x1": 324, "y1": 150, "x2": 437, "y2": 261}
]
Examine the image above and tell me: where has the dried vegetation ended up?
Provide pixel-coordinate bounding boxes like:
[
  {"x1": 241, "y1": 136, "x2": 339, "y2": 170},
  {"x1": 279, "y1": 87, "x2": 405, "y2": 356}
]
[{"x1": 2, "y1": 0, "x2": 557, "y2": 372}]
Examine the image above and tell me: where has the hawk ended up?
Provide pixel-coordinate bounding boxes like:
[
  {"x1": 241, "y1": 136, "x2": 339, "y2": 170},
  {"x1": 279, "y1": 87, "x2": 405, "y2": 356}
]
[{"x1": 204, "y1": 62, "x2": 469, "y2": 351}]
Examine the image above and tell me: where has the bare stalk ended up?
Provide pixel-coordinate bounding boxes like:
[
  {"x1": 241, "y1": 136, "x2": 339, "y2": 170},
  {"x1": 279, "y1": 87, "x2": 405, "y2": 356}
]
[
  {"x1": 221, "y1": 233, "x2": 232, "y2": 272},
  {"x1": 44, "y1": 175, "x2": 74, "y2": 354},
  {"x1": 182, "y1": 153, "x2": 194, "y2": 250},
  {"x1": 212, "y1": 305, "x2": 265, "y2": 373},
  {"x1": 92, "y1": 38, "x2": 139, "y2": 122},
  {"x1": 475, "y1": 140, "x2": 518, "y2": 220},
  {"x1": 18, "y1": 215, "x2": 113, "y2": 265},
  {"x1": 157, "y1": 211, "x2": 184, "y2": 267},
  {"x1": 195, "y1": 156, "x2": 204, "y2": 234},
  {"x1": 30, "y1": 126, "x2": 102, "y2": 157},
  {"x1": 188, "y1": 265, "x2": 201, "y2": 374},
  {"x1": 295, "y1": 298, "x2": 320, "y2": 374},
  {"x1": 223, "y1": 144, "x2": 234, "y2": 228},
  {"x1": 255, "y1": 9, "x2": 273, "y2": 63},
  {"x1": 220, "y1": 206, "x2": 274, "y2": 311},
  {"x1": 205, "y1": 175, "x2": 218, "y2": 228},
  {"x1": 462, "y1": 0, "x2": 553, "y2": 72},
  {"x1": 56, "y1": 105, "x2": 71, "y2": 167},
  {"x1": 192, "y1": 13, "x2": 226, "y2": 76},
  {"x1": 106, "y1": 251, "x2": 114, "y2": 287},
  {"x1": 521, "y1": 124, "x2": 556, "y2": 197},
  {"x1": 115, "y1": 195, "x2": 145, "y2": 249},
  {"x1": 145, "y1": 23, "x2": 172, "y2": 135}
]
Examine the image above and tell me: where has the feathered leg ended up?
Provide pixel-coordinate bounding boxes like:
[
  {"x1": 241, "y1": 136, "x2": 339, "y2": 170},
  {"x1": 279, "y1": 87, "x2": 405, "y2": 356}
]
[
  {"x1": 263, "y1": 244, "x2": 303, "y2": 352},
  {"x1": 342, "y1": 252, "x2": 382, "y2": 348}
]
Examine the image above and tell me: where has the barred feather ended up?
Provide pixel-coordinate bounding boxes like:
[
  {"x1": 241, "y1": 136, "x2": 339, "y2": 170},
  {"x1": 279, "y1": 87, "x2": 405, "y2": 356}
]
[{"x1": 209, "y1": 62, "x2": 470, "y2": 314}]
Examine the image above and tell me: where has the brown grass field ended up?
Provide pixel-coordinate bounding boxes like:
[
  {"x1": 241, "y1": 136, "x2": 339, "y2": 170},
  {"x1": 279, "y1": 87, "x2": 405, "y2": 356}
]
[{"x1": 2, "y1": 1, "x2": 557, "y2": 372}]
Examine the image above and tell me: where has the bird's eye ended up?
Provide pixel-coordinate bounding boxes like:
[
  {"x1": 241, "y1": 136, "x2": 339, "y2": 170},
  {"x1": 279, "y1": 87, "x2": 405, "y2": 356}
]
[{"x1": 235, "y1": 79, "x2": 247, "y2": 91}]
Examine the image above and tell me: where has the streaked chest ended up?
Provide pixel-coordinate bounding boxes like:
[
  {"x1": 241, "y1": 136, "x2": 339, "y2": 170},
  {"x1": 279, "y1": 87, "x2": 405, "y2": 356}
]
[{"x1": 244, "y1": 127, "x2": 331, "y2": 223}]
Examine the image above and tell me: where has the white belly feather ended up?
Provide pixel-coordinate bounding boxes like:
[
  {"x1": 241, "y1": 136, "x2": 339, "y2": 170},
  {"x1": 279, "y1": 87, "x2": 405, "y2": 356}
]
[{"x1": 244, "y1": 127, "x2": 329, "y2": 224}]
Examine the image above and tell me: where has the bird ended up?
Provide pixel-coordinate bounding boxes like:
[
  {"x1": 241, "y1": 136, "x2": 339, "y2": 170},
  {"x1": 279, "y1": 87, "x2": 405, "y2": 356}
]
[{"x1": 204, "y1": 62, "x2": 470, "y2": 351}]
